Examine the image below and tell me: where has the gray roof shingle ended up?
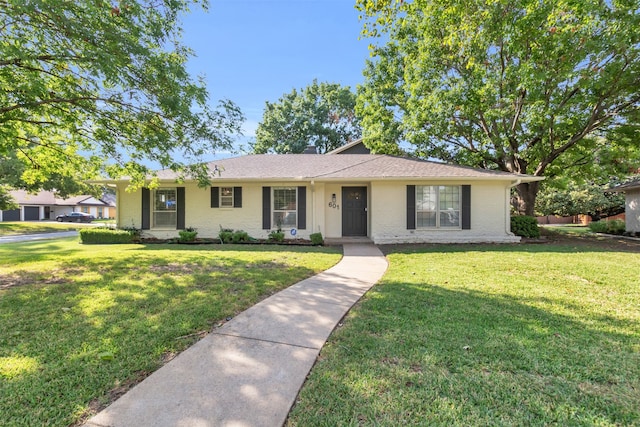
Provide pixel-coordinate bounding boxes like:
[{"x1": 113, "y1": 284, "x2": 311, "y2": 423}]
[{"x1": 153, "y1": 154, "x2": 540, "y2": 182}]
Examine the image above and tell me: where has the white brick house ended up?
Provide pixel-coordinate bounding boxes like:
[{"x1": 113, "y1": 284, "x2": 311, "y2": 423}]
[{"x1": 105, "y1": 142, "x2": 542, "y2": 244}]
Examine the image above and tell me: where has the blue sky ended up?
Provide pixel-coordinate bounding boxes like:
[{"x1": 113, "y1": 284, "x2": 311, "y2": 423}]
[{"x1": 179, "y1": 0, "x2": 371, "y2": 154}]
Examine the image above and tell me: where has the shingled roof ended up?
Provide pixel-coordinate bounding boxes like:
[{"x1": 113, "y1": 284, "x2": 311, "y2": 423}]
[
  {"x1": 610, "y1": 179, "x2": 640, "y2": 192},
  {"x1": 152, "y1": 154, "x2": 541, "y2": 182}
]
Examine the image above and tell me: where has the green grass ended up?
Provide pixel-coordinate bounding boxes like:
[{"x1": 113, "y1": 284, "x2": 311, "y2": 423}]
[
  {"x1": 0, "y1": 221, "x2": 93, "y2": 235},
  {"x1": 288, "y1": 238, "x2": 640, "y2": 426},
  {"x1": 540, "y1": 224, "x2": 593, "y2": 237},
  {"x1": 0, "y1": 238, "x2": 340, "y2": 426}
]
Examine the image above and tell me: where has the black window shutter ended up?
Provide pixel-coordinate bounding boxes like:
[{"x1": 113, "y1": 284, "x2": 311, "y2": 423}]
[
  {"x1": 462, "y1": 185, "x2": 471, "y2": 230},
  {"x1": 141, "y1": 188, "x2": 150, "y2": 230},
  {"x1": 297, "y1": 186, "x2": 306, "y2": 229},
  {"x1": 234, "y1": 187, "x2": 242, "y2": 208},
  {"x1": 177, "y1": 187, "x2": 185, "y2": 230},
  {"x1": 262, "y1": 187, "x2": 271, "y2": 229},
  {"x1": 211, "y1": 187, "x2": 219, "y2": 208},
  {"x1": 406, "y1": 185, "x2": 416, "y2": 230}
]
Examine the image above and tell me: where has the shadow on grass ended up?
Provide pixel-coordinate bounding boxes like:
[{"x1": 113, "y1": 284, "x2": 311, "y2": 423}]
[
  {"x1": 0, "y1": 247, "x2": 331, "y2": 427},
  {"x1": 292, "y1": 280, "x2": 640, "y2": 426},
  {"x1": 380, "y1": 233, "x2": 640, "y2": 256}
]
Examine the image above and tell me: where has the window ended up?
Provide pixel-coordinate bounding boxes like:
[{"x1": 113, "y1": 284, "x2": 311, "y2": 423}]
[
  {"x1": 81, "y1": 206, "x2": 89, "y2": 213},
  {"x1": 97, "y1": 207, "x2": 103, "y2": 218},
  {"x1": 272, "y1": 187, "x2": 296, "y2": 228},
  {"x1": 153, "y1": 188, "x2": 177, "y2": 228},
  {"x1": 220, "y1": 187, "x2": 233, "y2": 207},
  {"x1": 416, "y1": 186, "x2": 460, "y2": 228}
]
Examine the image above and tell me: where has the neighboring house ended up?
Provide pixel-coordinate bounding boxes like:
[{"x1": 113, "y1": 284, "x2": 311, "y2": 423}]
[
  {"x1": 105, "y1": 142, "x2": 542, "y2": 244},
  {"x1": 0, "y1": 190, "x2": 116, "y2": 222},
  {"x1": 611, "y1": 180, "x2": 640, "y2": 233}
]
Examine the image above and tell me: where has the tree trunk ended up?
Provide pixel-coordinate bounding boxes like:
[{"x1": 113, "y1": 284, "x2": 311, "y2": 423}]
[{"x1": 514, "y1": 181, "x2": 540, "y2": 216}]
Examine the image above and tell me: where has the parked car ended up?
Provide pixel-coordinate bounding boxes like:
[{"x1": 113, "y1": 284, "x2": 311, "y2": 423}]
[{"x1": 56, "y1": 212, "x2": 95, "y2": 223}]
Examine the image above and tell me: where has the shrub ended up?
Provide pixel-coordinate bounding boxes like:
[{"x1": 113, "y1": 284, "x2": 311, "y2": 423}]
[
  {"x1": 510, "y1": 215, "x2": 540, "y2": 238},
  {"x1": 607, "y1": 219, "x2": 626, "y2": 235},
  {"x1": 120, "y1": 226, "x2": 141, "y2": 242},
  {"x1": 219, "y1": 228, "x2": 233, "y2": 244},
  {"x1": 80, "y1": 228, "x2": 135, "y2": 244},
  {"x1": 232, "y1": 230, "x2": 249, "y2": 243},
  {"x1": 178, "y1": 227, "x2": 198, "y2": 243},
  {"x1": 310, "y1": 232, "x2": 324, "y2": 246},
  {"x1": 589, "y1": 219, "x2": 625, "y2": 235},
  {"x1": 268, "y1": 230, "x2": 285, "y2": 243}
]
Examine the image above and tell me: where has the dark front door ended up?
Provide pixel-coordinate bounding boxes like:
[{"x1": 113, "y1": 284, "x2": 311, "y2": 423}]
[{"x1": 342, "y1": 187, "x2": 367, "y2": 236}]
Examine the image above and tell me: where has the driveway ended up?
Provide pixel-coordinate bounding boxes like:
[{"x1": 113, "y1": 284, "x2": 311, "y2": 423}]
[{"x1": 0, "y1": 231, "x2": 78, "y2": 244}]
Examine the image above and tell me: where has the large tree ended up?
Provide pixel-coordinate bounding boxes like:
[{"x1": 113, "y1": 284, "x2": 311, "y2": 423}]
[
  {"x1": 0, "y1": 0, "x2": 243, "y2": 191},
  {"x1": 253, "y1": 80, "x2": 361, "y2": 154},
  {"x1": 356, "y1": 0, "x2": 640, "y2": 215}
]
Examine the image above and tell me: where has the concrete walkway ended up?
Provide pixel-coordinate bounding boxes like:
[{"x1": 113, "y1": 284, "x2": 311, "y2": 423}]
[{"x1": 84, "y1": 243, "x2": 388, "y2": 427}]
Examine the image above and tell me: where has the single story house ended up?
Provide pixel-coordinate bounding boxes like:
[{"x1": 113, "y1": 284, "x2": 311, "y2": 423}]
[
  {"x1": 106, "y1": 143, "x2": 542, "y2": 244},
  {"x1": 0, "y1": 190, "x2": 116, "y2": 222},
  {"x1": 611, "y1": 180, "x2": 640, "y2": 233}
]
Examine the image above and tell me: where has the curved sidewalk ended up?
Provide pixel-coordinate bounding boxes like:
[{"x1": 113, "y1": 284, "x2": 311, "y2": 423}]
[{"x1": 85, "y1": 243, "x2": 388, "y2": 427}]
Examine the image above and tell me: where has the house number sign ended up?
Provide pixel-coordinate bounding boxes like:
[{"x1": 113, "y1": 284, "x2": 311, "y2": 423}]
[{"x1": 328, "y1": 201, "x2": 339, "y2": 209}]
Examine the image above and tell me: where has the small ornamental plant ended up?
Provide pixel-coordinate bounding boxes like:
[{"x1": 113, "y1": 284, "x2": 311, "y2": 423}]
[
  {"x1": 178, "y1": 227, "x2": 198, "y2": 243},
  {"x1": 310, "y1": 232, "x2": 324, "y2": 246}
]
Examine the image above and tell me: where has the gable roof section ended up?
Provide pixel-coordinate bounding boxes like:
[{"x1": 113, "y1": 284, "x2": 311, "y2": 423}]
[
  {"x1": 152, "y1": 154, "x2": 541, "y2": 182},
  {"x1": 326, "y1": 139, "x2": 371, "y2": 155}
]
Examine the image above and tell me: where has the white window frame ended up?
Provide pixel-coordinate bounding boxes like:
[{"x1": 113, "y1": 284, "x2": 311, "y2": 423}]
[
  {"x1": 272, "y1": 187, "x2": 297, "y2": 229},
  {"x1": 153, "y1": 188, "x2": 177, "y2": 228},
  {"x1": 220, "y1": 187, "x2": 234, "y2": 208},
  {"x1": 416, "y1": 185, "x2": 461, "y2": 229}
]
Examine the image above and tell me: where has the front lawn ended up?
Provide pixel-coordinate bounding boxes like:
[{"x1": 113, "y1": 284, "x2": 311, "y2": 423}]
[
  {"x1": 0, "y1": 238, "x2": 341, "y2": 427},
  {"x1": 288, "y1": 235, "x2": 640, "y2": 426}
]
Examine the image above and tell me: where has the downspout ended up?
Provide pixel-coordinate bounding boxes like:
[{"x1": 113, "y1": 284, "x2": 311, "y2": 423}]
[{"x1": 506, "y1": 179, "x2": 522, "y2": 235}]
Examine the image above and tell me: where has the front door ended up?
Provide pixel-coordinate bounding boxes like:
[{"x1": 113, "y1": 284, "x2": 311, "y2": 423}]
[{"x1": 342, "y1": 187, "x2": 367, "y2": 236}]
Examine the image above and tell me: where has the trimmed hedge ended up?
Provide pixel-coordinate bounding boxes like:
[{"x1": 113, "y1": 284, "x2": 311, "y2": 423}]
[
  {"x1": 79, "y1": 228, "x2": 136, "y2": 244},
  {"x1": 510, "y1": 215, "x2": 540, "y2": 238},
  {"x1": 310, "y1": 232, "x2": 324, "y2": 246}
]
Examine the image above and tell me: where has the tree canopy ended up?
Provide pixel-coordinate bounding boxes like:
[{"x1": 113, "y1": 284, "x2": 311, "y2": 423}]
[
  {"x1": 253, "y1": 80, "x2": 361, "y2": 154},
  {"x1": 356, "y1": 0, "x2": 640, "y2": 215},
  {"x1": 535, "y1": 180, "x2": 625, "y2": 221},
  {"x1": 0, "y1": 0, "x2": 243, "y2": 192}
]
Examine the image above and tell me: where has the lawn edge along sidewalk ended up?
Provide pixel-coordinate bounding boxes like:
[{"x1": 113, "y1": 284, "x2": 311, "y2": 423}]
[{"x1": 84, "y1": 243, "x2": 388, "y2": 427}]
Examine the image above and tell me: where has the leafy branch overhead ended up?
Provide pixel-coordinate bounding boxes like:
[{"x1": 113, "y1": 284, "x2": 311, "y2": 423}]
[
  {"x1": 0, "y1": 0, "x2": 244, "y2": 190},
  {"x1": 356, "y1": 0, "x2": 640, "y2": 215}
]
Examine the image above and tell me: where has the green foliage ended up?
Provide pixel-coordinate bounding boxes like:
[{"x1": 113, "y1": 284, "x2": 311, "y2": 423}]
[
  {"x1": 79, "y1": 228, "x2": 135, "y2": 244},
  {"x1": 178, "y1": 228, "x2": 198, "y2": 243},
  {"x1": 0, "y1": 184, "x2": 17, "y2": 210},
  {"x1": 231, "y1": 230, "x2": 249, "y2": 243},
  {"x1": 589, "y1": 219, "x2": 626, "y2": 235},
  {"x1": 536, "y1": 180, "x2": 626, "y2": 220},
  {"x1": 356, "y1": 0, "x2": 640, "y2": 215},
  {"x1": 0, "y1": 0, "x2": 244, "y2": 191},
  {"x1": 510, "y1": 215, "x2": 540, "y2": 238},
  {"x1": 268, "y1": 230, "x2": 285, "y2": 243},
  {"x1": 253, "y1": 80, "x2": 361, "y2": 154},
  {"x1": 218, "y1": 228, "x2": 234, "y2": 244},
  {"x1": 310, "y1": 232, "x2": 324, "y2": 246}
]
